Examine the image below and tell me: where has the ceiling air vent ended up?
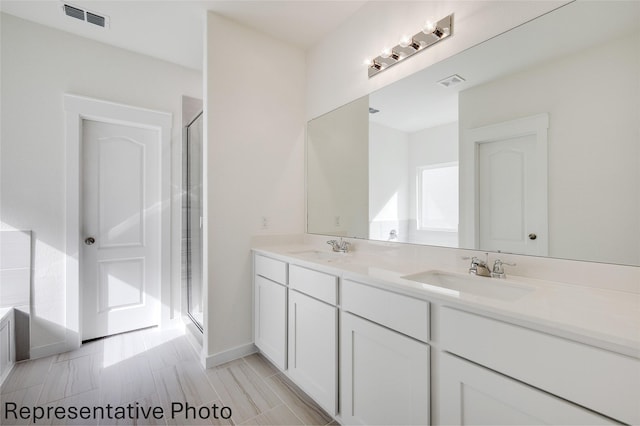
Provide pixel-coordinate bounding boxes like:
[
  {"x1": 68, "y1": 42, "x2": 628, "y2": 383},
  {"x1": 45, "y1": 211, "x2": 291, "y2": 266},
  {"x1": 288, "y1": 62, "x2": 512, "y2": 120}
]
[
  {"x1": 63, "y1": 4, "x2": 84, "y2": 21},
  {"x1": 437, "y1": 74, "x2": 466, "y2": 88},
  {"x1": 86, "y1": 12, "x2": 106, "y2": 27},
  {"x1": 61, "y1": 3, "x2": 109, "y2": 29}
]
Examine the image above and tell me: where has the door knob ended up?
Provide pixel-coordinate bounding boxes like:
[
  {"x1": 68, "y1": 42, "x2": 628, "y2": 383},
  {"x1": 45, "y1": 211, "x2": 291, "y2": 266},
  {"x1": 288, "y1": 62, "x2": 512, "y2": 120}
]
[
  {"x1": 528, "y1": 233, "x2": 537, "y2": 240},
  {"x1": 84, "y1": 237, "x2": 96, "y2": 245}
]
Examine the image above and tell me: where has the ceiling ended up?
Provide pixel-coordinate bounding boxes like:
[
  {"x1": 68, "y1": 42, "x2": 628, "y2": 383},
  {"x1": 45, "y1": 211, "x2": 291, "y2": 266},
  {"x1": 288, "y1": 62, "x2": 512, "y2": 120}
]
[
  {"x1": 369, "y1": 0, "x2": 640, "y2": 133},
  {"x1": 0, "y1": 0, "x2": 367, "y2": 71}
]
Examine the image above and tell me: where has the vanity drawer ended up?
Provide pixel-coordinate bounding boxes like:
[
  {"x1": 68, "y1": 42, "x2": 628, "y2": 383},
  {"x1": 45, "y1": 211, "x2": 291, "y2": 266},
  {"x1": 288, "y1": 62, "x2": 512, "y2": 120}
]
[
  {"x1": 441, "y1": 307, "x2": 640, "y2": 425},
  {"x1": 255, "y1": 254, "x2": 287, "y2": 285},
  {"x1": 289, "y1": 265, "x2": 338, "y2": 305},
  {"x1": 342, "y1": 279, "x2": 429, "y2": 342}
]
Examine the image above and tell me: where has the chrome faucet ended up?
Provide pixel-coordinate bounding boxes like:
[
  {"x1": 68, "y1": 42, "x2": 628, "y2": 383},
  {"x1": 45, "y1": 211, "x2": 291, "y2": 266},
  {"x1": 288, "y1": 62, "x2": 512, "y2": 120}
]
[
  {"x1": 467, "y1": 253, "x2": 492, "y2": 277},
  {"x1": 327, "y1": 237, "x2": 350, "y2": 253},
  {"x1": 465, "y1": 253, "x2": 516, "y2": 278}
]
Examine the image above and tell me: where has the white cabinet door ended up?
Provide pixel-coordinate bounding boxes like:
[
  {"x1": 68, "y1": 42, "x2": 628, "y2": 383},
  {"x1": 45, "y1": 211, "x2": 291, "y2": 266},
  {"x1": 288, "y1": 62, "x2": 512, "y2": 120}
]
[
  {"x1": 288, "y1": 290, "x2": 337, "y2": 415},
  {"x1": 439, "y1": 353, "x2": 618, "y2": 425},
  {"x1": 0, "y1": 313, "x2": 14, "y2": 385},
  {"x1": 254, "y1": 275, "x2": 287, "y2": 370},
  {"x1": 341, "y1": 312, "x2": 430, "y2": 425}
]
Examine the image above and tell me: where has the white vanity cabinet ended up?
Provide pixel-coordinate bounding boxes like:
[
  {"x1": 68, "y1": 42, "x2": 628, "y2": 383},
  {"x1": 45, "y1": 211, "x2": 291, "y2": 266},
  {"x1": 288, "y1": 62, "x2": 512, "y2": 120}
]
[
  {"x1": 440, "y1": 307, "x2": 639, "y2": 425},
  {"x1": 254, "y1": 254, "x2": 288, "y2": 370},
  {"x1": 287, "y1": 265, "x2": 338, "y2": 415},
  {"x1": 0, "y1": 308, "x2": 15, "y2": 386},
  {"x1": 440, "y1": 352, "x2": 616, "y2": 425},
  {"x1": 252, "y1": 248, "x2": 639, "y2": 426},
  {"x1": 341, "y1": 279, "x2": 430, "y2": 425}
]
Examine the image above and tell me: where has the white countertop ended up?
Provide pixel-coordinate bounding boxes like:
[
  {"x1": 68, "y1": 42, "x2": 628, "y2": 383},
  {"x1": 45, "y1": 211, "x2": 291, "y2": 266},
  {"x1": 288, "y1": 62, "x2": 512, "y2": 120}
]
[
  {"x1": 253, "y1": 243, "x2": 640, "y2": 358},
  {"x1": 0, "y1": 307, "x2": 13, "y2": 321}
]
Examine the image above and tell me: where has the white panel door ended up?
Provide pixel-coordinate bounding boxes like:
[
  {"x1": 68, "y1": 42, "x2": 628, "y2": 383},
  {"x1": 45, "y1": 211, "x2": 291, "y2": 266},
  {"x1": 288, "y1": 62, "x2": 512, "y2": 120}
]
[
  {"x1": 341, "y1": 312, "x2": 430, "y2": 425},
  {"x1": 81, "y1": 119, "x2": 161, "y2": 340},
  {"x1": 478, "y1": 135, "x2": 542, "y2": 255},
  {"x1": 439, "y1": 353, "x2": 616, "y2": 425}
]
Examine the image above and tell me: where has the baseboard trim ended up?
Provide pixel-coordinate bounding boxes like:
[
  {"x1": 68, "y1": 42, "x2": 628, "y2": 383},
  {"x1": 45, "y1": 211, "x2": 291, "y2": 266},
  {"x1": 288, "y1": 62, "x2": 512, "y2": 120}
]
[{"x1": 205, "y1": 343, "x2": 257, "y2": 368}]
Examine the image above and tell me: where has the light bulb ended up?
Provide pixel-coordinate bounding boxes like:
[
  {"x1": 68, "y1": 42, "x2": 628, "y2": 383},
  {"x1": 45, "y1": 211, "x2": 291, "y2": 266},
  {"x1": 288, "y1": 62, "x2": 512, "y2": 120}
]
[
  {"x1": 399, "y1": 35, "x2": 412, "y2": 48},
  {"x1": 380, "y1": 47, "x2": 392, "y2": 59},
  {"x1": 363, "y1": 58, "x2": 374, "y2": 67},
  {"x1": 423, "y1": 20, "x2": 436, "y2": 34}
]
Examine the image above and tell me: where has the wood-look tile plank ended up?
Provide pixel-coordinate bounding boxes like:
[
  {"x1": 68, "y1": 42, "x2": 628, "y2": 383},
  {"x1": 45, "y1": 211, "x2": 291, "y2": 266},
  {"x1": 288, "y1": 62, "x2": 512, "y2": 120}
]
[
  {"x1": 144, "y1": 342, "x2": 182, "y2": 372},
  {"x1": 153, "y1": 360, "x2": 219, "y2": 409},
  {"x1": 39, "y1": 353, "x2": 101, "y2": 404},
  {"x1": 265, "y1": 373, "x2": 332, "y2": 426},
  {"x1": 102, "y1": 331, "x2": 148, "y2": 368},
  {"x1": 0, "y1": 355, "x2": 53, "y2": 394},
  {"x1": 171, "y1": 336, "x2": 198, "y2": 363},
  {"x1": 143, "y1": 328, "x2": 193, "y2": 371},
  {"x1": 100, "y1": 354, "x2": 157, "y2": 406},
  {"x1": 242, "y1": 353, "x2": 279, "y2": 379},
  {"x1": 0, "y1": 328, "x2": 336, "y2": 426},
  {"x1": 212, "y1": 358, "x2": 245, "y2": 370},
  {"x1": 240, "y1": 404, "x2": 304, "y2": 425},
  {"x1": 37, "y1": 389, "x2": 101, "y2": 425},
  {"x1": 0, "y1": 384, "x2": 42, "y2": 425},
  {"x1": 205, "y1": 361, "x2": 280, "y2": 424},
  {"x1": 142, "y1": 328, "x2": 185, "y2": 349},
  {"x1": 56, "y1": 339, "x2": 104, "y2": 363}
]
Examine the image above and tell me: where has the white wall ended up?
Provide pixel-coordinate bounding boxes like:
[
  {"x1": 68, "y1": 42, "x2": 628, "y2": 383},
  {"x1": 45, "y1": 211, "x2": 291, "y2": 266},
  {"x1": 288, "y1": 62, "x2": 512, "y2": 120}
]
[
  {"x1": 306, "y1": 1, "x2": 569, "y2": 120},
  {"x1": 0, "y1": 13, "x2": 201, "y2": 356},
  {"x1": 369, "y1": 121, "x2": 409, "y2": 241},
  {"x1": 204, "y1": 12, "x2": 305, "y2": 364},
  {"x1": 458, "y1": 31, "x2": 640, "y2": 265}
]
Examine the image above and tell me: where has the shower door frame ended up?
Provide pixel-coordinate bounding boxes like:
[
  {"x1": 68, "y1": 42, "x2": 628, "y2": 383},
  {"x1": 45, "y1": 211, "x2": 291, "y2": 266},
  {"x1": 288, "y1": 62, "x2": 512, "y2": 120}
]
[{"x1": 184, "y1": 111, "x2": 204, "y2": 332}]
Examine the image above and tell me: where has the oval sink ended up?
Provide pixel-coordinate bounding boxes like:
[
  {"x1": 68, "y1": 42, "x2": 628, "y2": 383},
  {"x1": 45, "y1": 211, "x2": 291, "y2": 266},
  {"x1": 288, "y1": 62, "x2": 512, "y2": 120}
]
[{"x1": 401, "y1": 270, "x2": 534, "y2": 301}]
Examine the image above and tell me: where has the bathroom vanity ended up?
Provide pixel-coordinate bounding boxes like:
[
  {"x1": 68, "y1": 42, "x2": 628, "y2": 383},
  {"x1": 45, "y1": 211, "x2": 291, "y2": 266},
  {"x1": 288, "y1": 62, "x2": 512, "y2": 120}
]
[
  {"x1": 0, "y1": 308, "x2": 15, "y2": 386},
  {"x1": 252, "y1": 242, "x2": 640, "y2": 425}
]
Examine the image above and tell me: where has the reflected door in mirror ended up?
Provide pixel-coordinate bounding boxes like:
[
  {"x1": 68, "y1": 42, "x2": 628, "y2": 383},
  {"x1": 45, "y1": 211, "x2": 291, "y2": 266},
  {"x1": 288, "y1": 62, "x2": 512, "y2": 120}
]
[{"x1": 478, "y1": 134, "x2": 539, "y2": 255}]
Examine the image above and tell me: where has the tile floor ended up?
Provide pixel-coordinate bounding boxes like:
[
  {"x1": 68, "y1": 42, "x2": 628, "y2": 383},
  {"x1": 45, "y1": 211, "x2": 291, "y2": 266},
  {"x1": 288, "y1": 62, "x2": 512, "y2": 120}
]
[{"x1": 0, "y1": 327, "x2": 335, "y2": 425}]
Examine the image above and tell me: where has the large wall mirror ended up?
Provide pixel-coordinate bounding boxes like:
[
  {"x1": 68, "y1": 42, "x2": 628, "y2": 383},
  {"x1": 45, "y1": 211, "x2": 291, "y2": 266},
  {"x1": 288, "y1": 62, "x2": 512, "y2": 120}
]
[{"x1": 307, "y1": 1, "x2": 640, "y2": 266}]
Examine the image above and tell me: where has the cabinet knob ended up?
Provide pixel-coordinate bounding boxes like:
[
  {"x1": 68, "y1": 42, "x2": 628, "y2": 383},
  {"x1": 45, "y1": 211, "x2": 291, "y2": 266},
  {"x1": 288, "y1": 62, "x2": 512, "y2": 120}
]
[
  {"x1": 84, "y1": 237, "x2": 96, "y2": 245},
  {"x1": 528, "y1": 233, "x2": 537, "y2": 240}
]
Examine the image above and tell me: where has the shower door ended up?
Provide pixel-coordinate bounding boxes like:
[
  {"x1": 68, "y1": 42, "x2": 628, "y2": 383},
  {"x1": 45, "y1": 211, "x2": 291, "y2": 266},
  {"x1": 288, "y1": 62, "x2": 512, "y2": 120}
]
[{"x1": 184, "y1": 112, "x2": 203, "y2": 331}]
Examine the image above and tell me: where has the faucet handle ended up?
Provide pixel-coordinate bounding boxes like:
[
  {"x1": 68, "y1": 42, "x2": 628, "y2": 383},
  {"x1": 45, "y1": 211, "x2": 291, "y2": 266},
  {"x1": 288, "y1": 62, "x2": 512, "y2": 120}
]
[{"x1": 492, "y1": 259, "x2": 516, "y2": 278}]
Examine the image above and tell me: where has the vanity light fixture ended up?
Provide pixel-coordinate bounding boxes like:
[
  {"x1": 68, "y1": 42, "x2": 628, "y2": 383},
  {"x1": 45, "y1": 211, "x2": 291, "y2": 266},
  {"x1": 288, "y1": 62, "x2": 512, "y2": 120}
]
[{"x1": 366, "y1": 14, "x2": 453, "y2": 78}]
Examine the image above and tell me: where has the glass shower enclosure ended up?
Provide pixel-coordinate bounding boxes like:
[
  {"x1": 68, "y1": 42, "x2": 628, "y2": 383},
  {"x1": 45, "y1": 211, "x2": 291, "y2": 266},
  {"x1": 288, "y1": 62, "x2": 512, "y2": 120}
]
[{"x1": 183, "y1": 112, "x2": 203, "y2": 331}]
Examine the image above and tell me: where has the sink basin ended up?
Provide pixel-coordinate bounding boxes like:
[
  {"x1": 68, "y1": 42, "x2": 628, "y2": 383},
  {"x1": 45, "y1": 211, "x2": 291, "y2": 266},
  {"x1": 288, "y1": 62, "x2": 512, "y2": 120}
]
[
  {"x1": 401, "y1": 270, "x2": 534, "y2": 301},
  {"x1": 288, "y1": 249, "x2": 351, "y2": 262}
]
